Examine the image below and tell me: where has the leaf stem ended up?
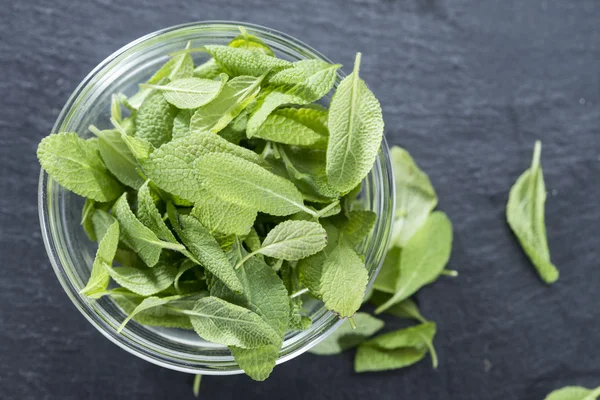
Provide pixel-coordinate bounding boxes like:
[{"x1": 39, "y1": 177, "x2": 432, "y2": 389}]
[
  {"x1": 289, "y1": 288, "x2": 309, "y2": 299},
  {"x1": 314, "y1": 200, "x2": 341, "y2": 219},
  {"x1": 235, "y1": 251, "x2": 258, "y2": 269},
  {"x1": 440, "y1": 269, "x2": 459, "y2": 277},
  {"x1": 193, "y1": 374, "x2": 202, "y2": 397},
  {"x1": 88, "y1": 125, "x2": 103, "y2": 137},
  {"x1": 353, "y1": 52, "x2": 362, "y2": 78},
  {"x1": 348, "y1": 317, "x2": 357, "y2": 329}
]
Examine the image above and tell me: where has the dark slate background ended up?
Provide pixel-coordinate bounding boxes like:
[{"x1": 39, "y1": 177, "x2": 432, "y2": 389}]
[{"x1": 1, "y1": 0, "x2": 599, "y2": 399}]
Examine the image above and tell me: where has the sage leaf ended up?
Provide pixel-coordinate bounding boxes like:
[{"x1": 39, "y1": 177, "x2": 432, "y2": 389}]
[
  {"x1": 246, "y1": 59, "x2": 340, "y2": 136},
  {"x1": 90, "y1": 126, "x2": 145, "y2": 189},
  {"x1": 370, "y1": 292, "x2": 427, "y2": 323},
  {"x1": 80, "y1": 221, "x2": 119, "y2": 297},
  {"x1": 320, "y1": 239, "x2": 369, "y2": 317},
  {"x1": 190, "y1": 75, "x2": 264, "y2": 134},
  {"x1": 168, "y1": 205, "x2": 243, "y2": 293},
  {"x1": 507, "y1": 141, "x2": 559, "y2": 284},
  {"x1": 114, "y1": 193, "x2": 185, "y2": 267},
  {"x1": 143, "y1": 131, "x2": 263, "y2": 202},
  {"x1": 104, "y1": 262, "x2": 177, "y2": 296},
  {"x1": 544, "y1": 386, "x2": 600, "y2": 400},
  {"x1": 228, "y1": 27, "x2": 274, "y2": 56},
  {"x1": 184, "y1": 296, "x2": 280, "y2": 349},
  {"x1": 117, "y1": 295, "x2": 183, "y2": 333},
  {"x1": 118, "y1": 128, "x2": 154, "y2": 162},
  {"x1": 191, "y1": 192, "x2": 257, "y2": 236},
  {"x1": 193, "y1": 59, "x2": 224, "y2": 79},
  {"x1": 204, "y1": 45, "x2": 291, "y2": 77},
  {"x1": 375, "y1": 211, "x2": 453, "y2": 314},
  {"x1": 37, "y1": 132, "x2": 124, "y2": 202},
  {"x1": 194, "y1": 152, "x2": 316, "y2": 217},
  {"x1": 389, "y1": 146, "x2": 438, "y2": 246},
  {"x1": 338, "y1": 210, "x2": 376, "y2": 247},
  {"x1": 355, "y1": 322, "x2": 438, "y2": 372},
  {"x1": 252, "y1": 107, "x2": 328, "y2": 149},
  {"x1": 372, "y1": 247, "x2": 401, "y2": 294},
  {"x1": 326, "y1": 53, "x2": 384, "y2": 193},
  {"x1": 309, "y1": 312, "x2": 384, "y2": 355},
  {"x1": 275, "y1": 144, "x2": 340, "y2": 202},
  {"x1": 172, "y1": 109, "x2": 192, "y2": 140},
  {"x1": 128, "y1": 46, "x2": 194, "y2": 109},
  {"x1": 297, "y1": 221, "x2": 340, "y2": 298},
  {"x1": 237, "y1": 220, "x2": 328, "y2": 267},
  {"x1": 135, "y1": 89, "x2": 177, "y2": 147},
  {"x1": 141, "y1": 75, "x2": 228, "y2": 109}
]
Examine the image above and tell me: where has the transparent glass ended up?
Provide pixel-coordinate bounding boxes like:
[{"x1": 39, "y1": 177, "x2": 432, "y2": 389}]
[{"x1": 38, "y1": 21, "x2": 395, "y2": 375}]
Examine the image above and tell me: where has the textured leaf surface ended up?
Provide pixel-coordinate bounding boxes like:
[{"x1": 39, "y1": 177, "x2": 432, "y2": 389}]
[
  {"x1": 326, "y1": 54, "x2": 384, "y2": 193},
  {"x1": 190, "y1": 75, "x2": 264, "y2": 134},
  {"x1": 355, "y1": 322, "x2": 437, "y2": 372},
  {"x1": 37, "y1": 133, "x2": 123, "y2": 202},
  {"x1": 228, "y1": 29, "x2": 274, "y2": 56},
  {"x1": 193, "y1": 59, "x2": 224, "y2": 79},
  {"x1": 253, "y1": 107, "x2": 328, "y2": 148},
  {"x1": 95, "y1": 128, "x2": 145, "y2": 189},
  {"x1": 186, "y1": 296, "x2": 279, "y2": 349},
  {"x1": 507, "y1": 141, "x2": 558, "y2": 284},
  {"x1": 246, "y1": 60, "x2": 340, "y2": 135},
  {"x1": 143, "y1": 131, "x2": 263, "y2": 202},
  {"x1": 117, "y1": 295, "x2": 183, "y2": 332},
  {"x1": 191, "y1": 192, "x2": 257, "y2": 236},
  {"x1": 339, "y1": 210, "x2": 376, "y2": 246},
  {"x1": 256, "y1": 220, "x2": 328, "y2": 260},
  {"x1": 104, "y1": 263, "x2": 177, "y2": 296},
  {"x1": 143, "y1": 75, "x2": 228, "y2": 109},
  {"x1": 114, "y1": 193, "x2": 184, "y2": 267},
  {"x1": 172, "y1": 109, "x2": 192, "y2": 140},
  {"x1": 389, "y1": 146, "x2": 438, "y2": 246},
  {"x1": 80, "y1": 221, "x2": 119, "y2": 296},
  {"x1": 194, "y1": 152, "x2": 312, "y2": 216},
  {"x1": 135, "y1": 89, "x2": 177, "y2": 147},
  {"x1": 375, "y1": 212, "x2": 453, "y2": 314},
  {"x1": 309, "y1": 312, "x2": 384, "y2": 355},
  {"x1": 168, "y1": 207, "x2": 242, "y2": 293},
  {"x1": 204, "y1": 45, "x2": 291, "y2": 77}
]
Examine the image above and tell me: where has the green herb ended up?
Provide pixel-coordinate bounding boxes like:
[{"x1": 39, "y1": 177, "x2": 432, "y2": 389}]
[
  {"x1": 507, "y1": 141, "x2": 559, "y2": 283},
  {"x1": 135, "y1": 88, "x2": 178, "y2": 147},
  {"x1": 204, "y1": 45, "x2": 291, "y2": 77},
  {"x1": 375, "y1": 211, "x2": 453, "y2": 314},
  {"x1": 37, "y1": 133, "x2": 123, "y2": 202},
  {"x1": 309, "y1": 312, "x2": 384, "y2": 355},
  {"x1": 140, "y1": 75, "x2": 228, "y2": 109},
  {"x1": 389, "y1": 146, "x2": 438, "y2": 246},
  {"x1": 354, "y1": 322, "x2": 438, "y2": 372},
  {"x1": 193, "y1": 374, "x2": 202, "y2": 398},
  {"x1": 80, "y1": 221, "x2": 119, "y2": 297},
  {"x1": 104, "y1": 262, "x2": 178, "y2": 296},
  {"x1": 117, "y1": 295, "x2": 183, "y2": 332},
  {"x1": 251, "y1": 107, "x2": 328, "y2": 148},
  {"x1": 172, "y1": 109, "x2": 192, "y2": 140},
  {"x1": 369, "y1": 292, "x2": 427, "y2": 323},
  {"x1": 191, "y1": 192, "x2": 257, "y2": 236},
  {"x1": 228, "y1": 27, "x2": 274, "y2": 56},
  {"x1": 544, "y1": 386, "x2": 600, "y2": 400},
  {"x1": 236, "y1": 220, "x2": 328, "y2": 267},
  {"x1": 326, "y1": 53, "x2": 384, "y2": 193}
]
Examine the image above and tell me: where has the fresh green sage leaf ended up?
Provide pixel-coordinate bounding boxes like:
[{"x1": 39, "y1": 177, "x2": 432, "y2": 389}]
[
  {"x1": 104, "y1": 262, "x2": 178, "y2": 296},
  {"x1": 191, "y1": 191, "x2": 257, "y2": 236},
  {"x1": 141, "y1": 75, "x2": 228, "y2": 109},
  {"x1": 370, "y1": 292, "x2": 427, "y2": 323},
  {"x1": 228, "y1": 27, "x2": 274, "y2": 56},
  {"x1": 117, "y1": 295, "x2": 183, "y2": 333},
  {"x1": 252, "y1": 107, "x2": 328, "y2": 149},
  {"x1": 172, "y1": 109, "x2": 192, "y2": 140},
  {"x1": 37, "y1": 132, "x2": 124, "y2": 202},
  {"x1": 507, "y1": 141, "x2": 559, "y2": 284},
  {"x1": 80, "y1": 221, "x2": 119, "y2": 297},
  {"x1": 135, "y1": 89, "x2": 178, "y2": 147},
  {"x1": 204, "y1": 45, "x2": 291, "y2": 77},
  {"x1": 326, "y1": 53, "x2": 384, "y2": 193}
]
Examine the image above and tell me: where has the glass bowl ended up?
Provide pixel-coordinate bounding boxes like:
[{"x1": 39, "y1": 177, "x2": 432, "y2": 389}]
[{"x1": 38, "y1": 21, "x2": 395, "y2": 375}]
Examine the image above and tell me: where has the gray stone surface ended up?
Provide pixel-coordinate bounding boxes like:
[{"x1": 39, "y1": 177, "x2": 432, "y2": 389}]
[{"x1": 1, "y1": 0, "x2": 599, "y2": 399}]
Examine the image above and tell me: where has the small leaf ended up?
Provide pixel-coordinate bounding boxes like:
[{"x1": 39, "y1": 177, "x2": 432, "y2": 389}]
[
  {"x1": 91, "y1": 209, "x2": 117, "y2": 242},
  {"x1": 117, "y1": 295, "x2": 183, "y2": 333},
  {"x1": 355, "y1": 322, "x2": 438, "y2": 373},
  {"x1": 204, "y1": 45, "x2": 291, "y2": 77},
  {"x1": 372, "y1": 247, "x2": 401, "y2": 294},
  {"x1": 190, "y1": 75, "x2": 264, "y2": 134},
  {"x1": 91, "y1": 126, "x2": 145, "y2": 189},
  {"x1": 326, "y1": 53, "x2": 384, "y2": 193},
  {"x1": 237, "y1": 220, "x2": 327, "y2": 267},
  {"x1": 370, "y1": 292, "x2": 427, "y2": 323},
  {"x1": 81, "y1": 198, "x2": 98, "y2": 241},
  {"x1": 246, "y1": 60, "x2": 340, "y2": 136},
  {"x1": 193, "y1": 58, "x2": 224, "y2": 79},
  {"x1": 143, "y1": 131, "x2": 264, "y2": 202},
  {"x1": 544, "y1": 386, "x2": 600, "y2": 400},
  {"x1": 104, "y1": 262, "x2": 177, "y2": 296},
  {"x1": 252, "y1": 108, "x2": 328, "y2": 148},
  {"x1": 128, "y1": 47, "x2": 194, "y2": 109},
  {"x1": 194, "y1": 152, "x2": 315, "y2": 217},
  {"x1": 172, "y1": 109, "x2": 192, "y2": 140},
  {"x1": 184, "y1": 296, "x2": 280, "y2": 349},
  {"x1": 309, "y1": 312, "x2": 384, "y2": 355},
  {"x1": 141, "y1": 75, "x2": 228, "y2": 109},
  {"x1": 80, "y1": 221, "x2": 119, "y2": 296},
  {"x1": 37, "y1": 132, "x2": 124, "y2": 202},
  {"x1": 135, "y1": 89, "x2": 178, "y2": 147},
  {"x1": 118, "y1": 130, "x2": 154, "y2": 162},
  {"x1": 507, "y1": 141, "x2": 559, "y2": 284},
  {"x1": 228, "y1": 27, "x2": 274, "y2": 56},
  {"x1": 389, "y1": 146, "x2": 438, "y2": 246},
  {"x1": 375, "y1": 212, "x2": 453, "y2": 314},
  {"x1": 114, "y1": 193, "x2": 184, "y2": 267},
  {"x1": 168, "y1": 205, "x2": 243, "y2": 293}
]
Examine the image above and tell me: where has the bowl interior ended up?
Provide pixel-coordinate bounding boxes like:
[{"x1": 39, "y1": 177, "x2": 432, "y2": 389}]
[{"x1": 40, "y1": 21, "x2": 394, "y2": 374}]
